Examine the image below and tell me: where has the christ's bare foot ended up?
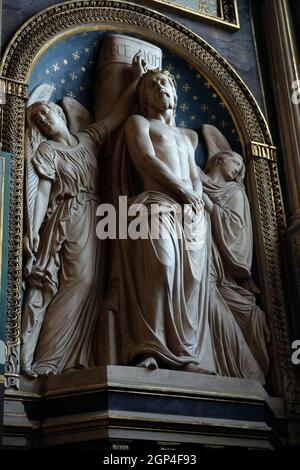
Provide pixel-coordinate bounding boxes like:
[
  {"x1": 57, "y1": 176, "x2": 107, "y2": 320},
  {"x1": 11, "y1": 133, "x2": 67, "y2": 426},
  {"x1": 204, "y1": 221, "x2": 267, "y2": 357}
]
[
  {"x1": 137, "y1": 356, "x2": 158, "y2": 370},
  {"x1": 33, "y1": 366, "x2": 57, "y2": 376}
]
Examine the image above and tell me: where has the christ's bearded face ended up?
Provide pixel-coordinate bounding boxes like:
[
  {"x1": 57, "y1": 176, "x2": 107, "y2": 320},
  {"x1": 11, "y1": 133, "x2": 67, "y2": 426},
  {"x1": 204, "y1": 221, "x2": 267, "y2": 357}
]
[{"x1": 142, "y1": 72, "x2": 176, "y2": 114}]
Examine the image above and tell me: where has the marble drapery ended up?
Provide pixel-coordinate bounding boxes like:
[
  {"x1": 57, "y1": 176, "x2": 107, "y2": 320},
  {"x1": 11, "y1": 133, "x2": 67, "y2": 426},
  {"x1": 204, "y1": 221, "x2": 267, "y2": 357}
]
[
  {"x1": 203, "y1": 175, "x2": 270, "y2": 383},
  {"x1": 112, "y1": 129, "x2": 216, "y2": 374},
  {"x1": 21, "y1": 123, "x2": 108, "y2": 375}
]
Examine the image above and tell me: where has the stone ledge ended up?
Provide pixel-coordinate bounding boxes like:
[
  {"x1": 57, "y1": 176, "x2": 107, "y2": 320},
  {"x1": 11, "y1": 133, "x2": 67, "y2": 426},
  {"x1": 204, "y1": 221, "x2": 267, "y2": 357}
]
[
  {"x1": 3, "y1": 366, "x2": 282, "y2": 450},
  {"x1": 15, "y1": 365, "x2": 271, "y2": 402}
]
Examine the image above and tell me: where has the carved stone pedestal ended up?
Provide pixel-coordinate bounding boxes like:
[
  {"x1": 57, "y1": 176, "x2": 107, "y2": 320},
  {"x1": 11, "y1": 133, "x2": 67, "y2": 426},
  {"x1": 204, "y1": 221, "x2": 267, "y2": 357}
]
[{"x1": 3, "y1": 366, "x2": 283, "y2": 451}]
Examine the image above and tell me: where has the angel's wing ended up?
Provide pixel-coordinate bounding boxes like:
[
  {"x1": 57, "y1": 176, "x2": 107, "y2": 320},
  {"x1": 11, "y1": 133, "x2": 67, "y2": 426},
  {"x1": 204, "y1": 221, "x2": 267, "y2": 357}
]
[
  {"x1": 27, "y1": 84, "x2": 54, "y2": 108},
  {"x1": 24, "y1": 84, "x2": 53, "y2": 276},
  {"x1": 201, "y1": 124, "x2": 232, "y2": 158},
  {"x1": 181, "y1": 128, "x2": 199, "y2": 151},
  {"x1": 23, "y1": 127, "x2": 45, "y2": 277},
  {"x1": 24, "y1": 130, "x2": 40, "y2": 237},
  {"x1": 59, "y1": 97, "x2": 93, "y2": 133},
  {"x1": 25, "y1": 83, "x2": 54, "y2": 234}
]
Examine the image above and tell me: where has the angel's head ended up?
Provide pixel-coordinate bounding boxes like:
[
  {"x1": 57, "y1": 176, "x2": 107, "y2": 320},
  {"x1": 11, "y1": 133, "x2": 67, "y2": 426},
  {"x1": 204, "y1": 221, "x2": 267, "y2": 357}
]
[
  {"x1": 205, "y1": 151, "x2": 245, "y2": 184},
  {"x1": 137, "y1": 69, "x2": 177, "y2": 122},
  {"x1": 27, "y1": 101, "x2": 68, "y2": 138}
]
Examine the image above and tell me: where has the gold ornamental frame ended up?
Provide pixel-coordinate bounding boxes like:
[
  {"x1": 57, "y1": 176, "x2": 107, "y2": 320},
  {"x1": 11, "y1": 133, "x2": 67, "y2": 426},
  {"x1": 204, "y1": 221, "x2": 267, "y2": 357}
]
[
  {"x1": 0, "y1": 0, "x2": 298, "y2": 413},
  {"x1": 149, "y1": 0, "x2": 240, "y2": 30}
]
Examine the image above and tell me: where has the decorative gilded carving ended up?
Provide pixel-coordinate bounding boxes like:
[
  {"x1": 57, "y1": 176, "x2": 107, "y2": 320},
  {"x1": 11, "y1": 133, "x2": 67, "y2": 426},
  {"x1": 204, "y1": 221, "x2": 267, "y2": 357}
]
[
  {"x1": 248, "y1": 142, "x2": 277, "y2": 162},
  {"x1": 0, "y1": 78, "x2": 28, "y2": 100},
  {"x1": 0, "y1": 0, "x2": 297, "y2": 416},
  {"x1": 1, "y1": 92, "x2": 25, "y2": 389},
  {"x1": 5, "y1": 344, "x2": 20, "y2": 389}
]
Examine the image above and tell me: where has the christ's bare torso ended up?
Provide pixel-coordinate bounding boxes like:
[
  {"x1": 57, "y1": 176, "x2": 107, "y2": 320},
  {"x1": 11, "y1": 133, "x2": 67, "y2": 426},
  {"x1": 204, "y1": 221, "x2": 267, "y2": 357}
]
[{"x1": 143, "y1": 119, "x2": 194, "y2": 194}]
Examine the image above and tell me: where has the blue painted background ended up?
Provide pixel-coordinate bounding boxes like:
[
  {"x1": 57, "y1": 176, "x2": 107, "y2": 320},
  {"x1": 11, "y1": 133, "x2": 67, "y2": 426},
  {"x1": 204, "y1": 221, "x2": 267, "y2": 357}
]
[
  {"x1": 29, "y1": 30, "x2": 242, "y2": 167},
  {"x1": 1, "y1": 0, "x2": 265, "y2": 112}
]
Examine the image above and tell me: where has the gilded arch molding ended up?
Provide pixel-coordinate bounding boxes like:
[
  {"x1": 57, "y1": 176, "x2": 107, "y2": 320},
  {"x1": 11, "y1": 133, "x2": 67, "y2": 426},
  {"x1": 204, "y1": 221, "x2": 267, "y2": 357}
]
[{"x1": 0, "y1": 0, "x2": 298, "y2": 412}]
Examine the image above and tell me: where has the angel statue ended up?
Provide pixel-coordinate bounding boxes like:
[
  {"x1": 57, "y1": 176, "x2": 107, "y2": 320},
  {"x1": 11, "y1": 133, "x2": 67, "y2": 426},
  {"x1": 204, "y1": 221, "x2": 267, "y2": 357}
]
[
  {"x1": 21, "y1": 54, "x2": 146, "y2": 377},
  {"x1": 201, "y1": 124, "x2": 270, "y2": 384}
]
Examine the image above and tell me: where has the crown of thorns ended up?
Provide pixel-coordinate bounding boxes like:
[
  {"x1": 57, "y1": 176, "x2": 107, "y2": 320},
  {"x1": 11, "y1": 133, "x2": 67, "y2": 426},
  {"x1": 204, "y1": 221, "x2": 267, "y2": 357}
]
[{"x1": 137, "y1": 69, "x2": 177, "y2": 94}]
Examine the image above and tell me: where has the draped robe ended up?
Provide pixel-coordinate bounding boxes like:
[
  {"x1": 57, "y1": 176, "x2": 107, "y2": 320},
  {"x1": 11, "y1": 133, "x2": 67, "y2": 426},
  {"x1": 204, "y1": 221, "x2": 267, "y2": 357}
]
[
  {"x1": 21, "y1": 123, "x2": 107, "y2": 375},
  {"x1": 112, "y1": 130, "x2": 216, "y2": 374},
  {"x1": 203, "y1": 179, "x2": 270, "y2": 383}
]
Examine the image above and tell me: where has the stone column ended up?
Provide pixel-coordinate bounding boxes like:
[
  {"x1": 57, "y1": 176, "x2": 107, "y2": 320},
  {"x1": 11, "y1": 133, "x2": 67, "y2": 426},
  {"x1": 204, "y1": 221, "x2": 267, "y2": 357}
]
[
  {"x1": 262, "y1": 0, "x2": 300, "y2": 315},
  {"x1": 95, "y1": 34, "x2": 162, "y2": 120}
]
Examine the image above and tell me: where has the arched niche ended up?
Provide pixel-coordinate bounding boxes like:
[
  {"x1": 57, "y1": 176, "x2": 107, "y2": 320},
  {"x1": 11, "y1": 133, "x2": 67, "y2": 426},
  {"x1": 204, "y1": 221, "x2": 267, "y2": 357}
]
[{"x1": 0, "y1": 0, "x2": 297, "y2": 408}]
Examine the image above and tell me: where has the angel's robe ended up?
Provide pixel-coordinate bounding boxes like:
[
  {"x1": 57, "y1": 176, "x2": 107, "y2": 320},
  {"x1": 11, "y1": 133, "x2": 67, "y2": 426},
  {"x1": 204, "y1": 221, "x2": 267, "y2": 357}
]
[
  {"x1": 203, "y1": 178, "x2": 270, "y2": 383},
  {"x1": 111, "y1": 130, "x2": 216, "y2": 374},
  {"x1": 21, "y1": 122, "x2": 108, "y2": 375}
]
